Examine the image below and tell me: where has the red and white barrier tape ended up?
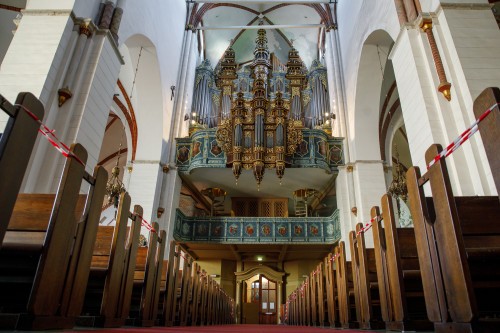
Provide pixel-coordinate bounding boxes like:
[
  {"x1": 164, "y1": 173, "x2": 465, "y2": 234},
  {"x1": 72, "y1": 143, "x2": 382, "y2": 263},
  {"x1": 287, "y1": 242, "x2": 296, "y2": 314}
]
[
  {"x1": 427, "y1": 103, "x2": 500, "y2": 170},
  {"x1": 136, "y1": 215, "x2": 157, "y2": 233},
  {"x1": 19, "y1": 103, "x2": 163, "y2": 234},
  {"x1": 15, "y1": 104, "x2": 86, "y2": 166},
  {"x1": 356, "y1": 215, "x2": 382, "y2": 236}
]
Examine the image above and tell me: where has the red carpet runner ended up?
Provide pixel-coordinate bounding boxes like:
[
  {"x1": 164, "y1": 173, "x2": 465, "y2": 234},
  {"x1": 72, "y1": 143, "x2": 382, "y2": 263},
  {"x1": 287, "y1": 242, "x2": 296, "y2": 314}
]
[{"x1": 75, "y1": 324, "x2": 379, "y2": 333}]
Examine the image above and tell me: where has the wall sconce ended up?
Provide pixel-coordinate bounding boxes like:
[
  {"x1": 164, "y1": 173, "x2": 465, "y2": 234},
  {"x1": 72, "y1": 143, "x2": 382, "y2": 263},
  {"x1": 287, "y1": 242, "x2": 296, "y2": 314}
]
[
  {"x1": 170, "y1": 85, "x2": 175, "y2": 100},
  {"x1": 351, "y1": 206, "x2": 358, "y2": 216},
  {"x1": 157, "y1": 207, "x2": 165, "y2": 218}
]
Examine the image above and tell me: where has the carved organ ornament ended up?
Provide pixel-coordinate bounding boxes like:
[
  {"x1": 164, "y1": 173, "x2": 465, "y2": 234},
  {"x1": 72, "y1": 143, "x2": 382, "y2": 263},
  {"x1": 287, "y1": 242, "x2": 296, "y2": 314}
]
[{"x1": 189, "y1": 27, "x2": 333, "y2": 188}]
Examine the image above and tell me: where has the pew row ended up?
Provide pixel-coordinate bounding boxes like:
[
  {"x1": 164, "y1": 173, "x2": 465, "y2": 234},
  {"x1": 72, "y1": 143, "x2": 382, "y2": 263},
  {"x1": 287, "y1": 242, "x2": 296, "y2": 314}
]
[
  {"x1": 0, "y1": 144, "x2": 107, "y2": 330},
  {"x1": 349, "y1": 224, "x2": 385, "y2": 330},
  {"x1": 334, "y1": 241, "x2": 358, "y2": 329},
  {"x1": 128, "y1": 222, "x2": 167, "y2": 327},
  {"x1": 408, "y1": 146, "x2": 500, "y2": 333},
  {"x1": 372, "y1": 196, "x2": 433, "y2": 331},
  {"x1": 0, "y1": 92, "x2": 44, "y2": 245},
  {"x1": 161, "y1": 241, "x2": 235, "y2": 326},
  {"x1": 77, "y1": 193, "x2": 142, "y2": 327}
]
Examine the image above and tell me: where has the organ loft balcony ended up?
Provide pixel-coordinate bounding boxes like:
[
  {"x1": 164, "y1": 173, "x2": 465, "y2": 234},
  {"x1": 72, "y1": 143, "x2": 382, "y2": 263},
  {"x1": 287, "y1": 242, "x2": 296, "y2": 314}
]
[{"x1": 173, "y1": 31, "x2": 344, "y2": 247}]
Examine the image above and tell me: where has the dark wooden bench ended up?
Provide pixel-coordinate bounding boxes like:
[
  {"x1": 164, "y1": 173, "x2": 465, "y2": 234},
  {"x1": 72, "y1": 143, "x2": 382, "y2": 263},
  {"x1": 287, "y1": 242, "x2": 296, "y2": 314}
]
[
  {"x1": 0, "y1": 93, "x2": 44, "y2": 246},
  {"x1": 349, "y1": 224, "x2": 385, "y2": 330},
  {"x1": 309, "y1": 262, "x2": 325, "y2": 326},
  {"x1": 334, "y1": 241, "x2": 358, "y2": 329},
  {"x1": 408, "y1": 146, "x2": 500, "y2": 333},
  {"x1": 128, "y1": 222, "x2": 167, "y2": 327},
  {"x1": 371, "y1": 195, "x2": 433, "y2": 331},
  {"x1": 77, "y1": 193, "x2": 142, "y2": 327},
  {"x1": 0, "y1": 143, "x2": 107, "y2": 330},
  {"x1": 323, "y1": 252, "x2": 339, "y2": 327}
]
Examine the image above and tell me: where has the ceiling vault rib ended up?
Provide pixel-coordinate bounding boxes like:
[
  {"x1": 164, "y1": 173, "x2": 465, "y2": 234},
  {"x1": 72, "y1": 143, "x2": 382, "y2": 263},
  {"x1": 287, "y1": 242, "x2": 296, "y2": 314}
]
[
  {"x1": 278, "y1": 245, "x2": 288, "y2": 262},
  {"x1": 197, "y1": 24, "x2": 325, "y2": 30},
  {"x1": 230, "y1": 245, "x2": 242, "y2": 261},
  {"x1": 189, "y1": 1, "x2": 332, "y2": 4}
]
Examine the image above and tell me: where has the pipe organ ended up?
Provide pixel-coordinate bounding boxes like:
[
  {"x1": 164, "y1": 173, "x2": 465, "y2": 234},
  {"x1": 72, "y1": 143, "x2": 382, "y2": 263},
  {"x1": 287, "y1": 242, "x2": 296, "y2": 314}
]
[{"x1": 189, "y1": 27, "x2": 333, "y2": 186}]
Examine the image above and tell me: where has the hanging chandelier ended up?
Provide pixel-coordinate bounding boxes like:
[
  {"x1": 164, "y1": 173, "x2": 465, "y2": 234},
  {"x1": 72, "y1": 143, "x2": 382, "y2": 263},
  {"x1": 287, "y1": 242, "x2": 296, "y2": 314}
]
[
  {"x1": 387, "y1": 146, "x2": 408, "y2": 203},
  {"x1": 106, "y1": 129, "x2": 126, "y2": 207},
  {"x1": 216, "y1": 27, "x2": 303, "y2": 189}
]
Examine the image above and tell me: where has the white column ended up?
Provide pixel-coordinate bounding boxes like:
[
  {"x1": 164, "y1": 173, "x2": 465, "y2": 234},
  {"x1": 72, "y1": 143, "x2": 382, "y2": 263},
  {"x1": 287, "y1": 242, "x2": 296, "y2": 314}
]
[
  {"x1": 0, "y1": 9, "x2": 74, "y2": 132},
  {"x1": 235, "y1": 281, "x2": 242, "y2": 324},
  {"x1": 127, "y1": 161, "x2": 163, "y2": 233},
  {"x1": 160, "y1": 169, "x2": 183, "y2": 243},
  {"x1": 180, "y1": 33, "x2": 200, "y2": 138},
  {"x1": 164, "y1": 28, "x2": 190, "y2": 163},
  {"x1": 432, "y1": 6, "x2": 499, "y2": 195},
  {"x1": 330, "y1": 28, "x2": 351, "y2": 161},
  {"x1": 335, "y1": 166, "x2": 355, "y2": 260},
  {"x1": 324, "y1": 30, "x2": 340, "y2": 137},
  {"x1": 277, "y1": 281, "x2": 282, "y2": 324},
  {"x1": 167, "y1": 30, "x2": 193, "y2": 163},
  {"x1": 58, "y1": 20, "x2": 92, "y2": 106},
  {"x1": 352, "y1": 160, "x2": 386, "y2": 248}
]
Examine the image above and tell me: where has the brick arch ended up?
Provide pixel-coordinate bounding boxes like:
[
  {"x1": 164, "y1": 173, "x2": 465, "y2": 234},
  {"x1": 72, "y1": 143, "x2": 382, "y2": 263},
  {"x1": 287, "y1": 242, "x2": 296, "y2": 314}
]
[{"x1": 190, "y1": 3, "x2": 335, "y2": 29}]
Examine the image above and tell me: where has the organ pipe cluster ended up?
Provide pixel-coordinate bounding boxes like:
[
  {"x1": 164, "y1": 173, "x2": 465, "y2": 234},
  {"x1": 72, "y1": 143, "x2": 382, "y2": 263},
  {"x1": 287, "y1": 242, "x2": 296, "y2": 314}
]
[{"x1": 189, "y1": 28, "x2": 334, "y2": 187}]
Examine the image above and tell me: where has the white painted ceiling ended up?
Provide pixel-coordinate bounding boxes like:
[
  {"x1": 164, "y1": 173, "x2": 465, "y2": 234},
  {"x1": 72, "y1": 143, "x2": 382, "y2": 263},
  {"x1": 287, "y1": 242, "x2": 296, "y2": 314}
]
[
  {"x1": 190, "y1": 2, "x2": 334, "y2": 214},
  {"x1": 202, "y1": 3, "x2": 323, "y2": 68},
  {"x1": 187, "y1": 166, "x2": 337, "y2": 215}
]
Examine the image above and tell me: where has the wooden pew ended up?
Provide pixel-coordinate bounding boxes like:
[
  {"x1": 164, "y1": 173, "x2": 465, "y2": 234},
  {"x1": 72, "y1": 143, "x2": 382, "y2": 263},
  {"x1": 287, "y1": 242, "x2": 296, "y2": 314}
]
[
  {"x1": 140, "y1": 225, "x2": 167, "y2": 326},
  {"x1": 0, "y1": 143, "x2": 107, "y2": 330},
  {"x1": 407, "y1": 144, "x2": 500, "y2": 333},
  {"x1": 349, "y1": 225, "x2": 385, "y2": 330},
  {"x1": 163, "y1": 242, "x2": 195, "y2": 326},
  {"x1": 334, "y1": 241, "x2": 358, "y2": 329},
  {"x1": 128, "y1": 222, "x2": 167, "y2": 327},
  {"x1": 372, "y1": 196, "x2": 433, "y2": 331},
  {"x1": 0, "y1": 92, "x2": 44, "y2": 245},
  {"x1": 474, "y1": 87, "x2": 500, "y2": 198},
  {"x1": 324, "y1": 252, "x2": 339, "y2": 327},
  {"x1": 77, "y1": 193, "x2": 142, "y2": 327},
  {"x1": 308, "y1": 262, "x2": 325, "y2": 326},
  {"x1": 160, "y1": 241, "x2": 234, "y2": 327}
]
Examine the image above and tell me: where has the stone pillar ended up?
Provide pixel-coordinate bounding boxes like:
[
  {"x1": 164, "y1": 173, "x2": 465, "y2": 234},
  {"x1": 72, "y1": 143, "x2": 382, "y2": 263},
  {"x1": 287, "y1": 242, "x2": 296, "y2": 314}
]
[
  {"x1": 99, "y1": 1, "x2": 114, "y2": 29},
  {"x1": 277, "y1": 281, "x2": 283, "y2": 324},
  {"x1": 58, "y1": 19, "x2": 92, "y2": 107},
  {"x1": 235, "y1": 281, "x2": 242, "y2": 324},
  {"x1": 352, "y1": 161, "x2": 386, "y2": 248},
  {"x1": 168, "y1": 29, "x2": 194, "y2": 163},
  {"x1": 109, "y1": 6, "x2": 123, "y2": 42},
  {"x1": 159, "y1": 169, "x2": 182, "y2": 243},
  {"x1": 181, "y1": 32, "x2": 199, "y2": 137},
  {"x1": 325, "y1": 28, "x2": 351, "y2": 160},
  {"x1": 335, "y1": 166, "x2": 356, "y2": 259}
]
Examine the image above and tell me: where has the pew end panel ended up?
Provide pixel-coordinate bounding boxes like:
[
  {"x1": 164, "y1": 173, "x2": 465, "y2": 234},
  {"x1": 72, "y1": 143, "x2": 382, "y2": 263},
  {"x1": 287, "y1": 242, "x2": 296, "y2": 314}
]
[
  {"x1": 0, "y1": 143, "x2": 108, "y2": 330},
  {"x1": 408, "y1": 136, "x2": 500, "y2": 332}
]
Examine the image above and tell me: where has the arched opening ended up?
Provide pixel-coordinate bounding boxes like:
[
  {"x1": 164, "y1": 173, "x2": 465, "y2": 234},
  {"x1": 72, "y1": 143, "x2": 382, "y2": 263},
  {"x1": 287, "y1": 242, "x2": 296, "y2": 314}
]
[
  {"x1": 242, "y1": 274, "x2": 278, "y2": 324},
  {"x1": 118, "y1": 34, "x2": 163, "y2": 162},
  {"x1": 235, "y1": 265, "x2": 285, "y2": 325},
  {"x1": 378, "y1": 54, "x2": 413, "y2": 227},
  {"x1": 97, "y1": 113, "x2": 129, "y2": 225},
  {"x1": 113, "y1": 34, "x2": 164, "y2": 224},
  {"x1": 352, "y1": 30, "x2": 394, "y2": 162}
]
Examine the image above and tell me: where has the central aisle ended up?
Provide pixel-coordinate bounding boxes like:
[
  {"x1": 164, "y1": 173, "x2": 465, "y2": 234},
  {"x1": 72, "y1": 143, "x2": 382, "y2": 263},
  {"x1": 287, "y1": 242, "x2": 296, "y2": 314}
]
[{"x1": 76, "y1": 324, "x2": 380, "y2": 333}]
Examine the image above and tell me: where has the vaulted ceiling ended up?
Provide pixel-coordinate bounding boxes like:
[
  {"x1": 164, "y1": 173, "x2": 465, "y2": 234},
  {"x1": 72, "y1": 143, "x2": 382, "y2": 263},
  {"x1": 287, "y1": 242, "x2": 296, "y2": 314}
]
[{"x1": 189, "y1": 1, "x2": 336, "y2": 69}]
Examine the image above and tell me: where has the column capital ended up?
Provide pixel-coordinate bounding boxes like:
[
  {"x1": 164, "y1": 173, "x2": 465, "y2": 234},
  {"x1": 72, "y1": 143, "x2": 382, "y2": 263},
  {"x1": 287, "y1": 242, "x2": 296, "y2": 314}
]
[{"x1": 79, "y1": 19, "x2": 92, "y2": 37}]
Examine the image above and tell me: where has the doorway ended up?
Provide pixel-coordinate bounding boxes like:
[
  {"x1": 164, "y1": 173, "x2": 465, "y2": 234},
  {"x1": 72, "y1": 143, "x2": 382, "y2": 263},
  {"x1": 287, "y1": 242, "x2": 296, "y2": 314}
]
[
  {"x1": 236, "y1": 265, "x2": 284, "y2": 325},
  {"x1": 243, "y1": 274, "x2": 277, "y2": 324}
]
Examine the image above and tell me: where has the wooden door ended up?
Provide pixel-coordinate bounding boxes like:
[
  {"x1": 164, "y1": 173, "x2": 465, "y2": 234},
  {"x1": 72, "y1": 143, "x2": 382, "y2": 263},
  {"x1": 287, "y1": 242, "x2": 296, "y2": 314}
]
[{"x1": 259, "y1": 275, "x2": 277, "y2": 324}]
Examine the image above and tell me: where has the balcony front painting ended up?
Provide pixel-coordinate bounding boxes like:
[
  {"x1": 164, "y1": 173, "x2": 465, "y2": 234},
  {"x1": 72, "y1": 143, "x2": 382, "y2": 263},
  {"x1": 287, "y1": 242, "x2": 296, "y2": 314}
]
[{"x1": 173, "y1": 209, "x2": 341, "y2": 244}]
